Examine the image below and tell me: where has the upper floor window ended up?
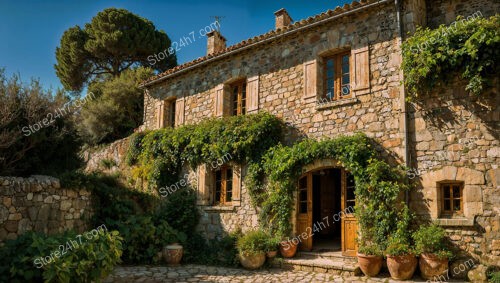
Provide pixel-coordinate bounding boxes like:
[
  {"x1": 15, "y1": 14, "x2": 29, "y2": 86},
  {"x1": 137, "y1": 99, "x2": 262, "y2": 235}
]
[
  {"x1": 168, "y1": 100, "x2": 176, "y2": 128},
  {"x1": 231, "y1": 80, "x2": 246, "y2": 116},
  {"x1": 441, "y1": 182, "x2": 463, "y2": 216},
  {"x1": 214, "y1": 166, "x2": 233, "y2": 205},
  {"x1": 323, "y1": 51, "x2": 351, "y2": 100}
]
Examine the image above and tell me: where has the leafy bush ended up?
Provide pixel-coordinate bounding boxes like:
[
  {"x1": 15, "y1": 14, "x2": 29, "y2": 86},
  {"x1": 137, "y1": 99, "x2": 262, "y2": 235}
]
[
  {"x1": 237, "y1": 230, "x2": 268, "y2": 255},
  {"x1": 0, "y1": 69, "x2": 82, "y2": 176},
  {"x1": 100, "y1": 158, "x2": 116, "y2": 169},
  {"x1": 183, "y1": 232, "x2": 240, "y2": 267},
  {"x1": 413, "y1": 224, "x2": 453, "y2": 259},
  {"x1": 385, "y1": 205, "x2": 414, "y2": 256},
  {"x1": 402, "y1": 15, "x2": 499, "y2": 98},
  {"x1": 77, "y1": 67, "x2": 154, "y2": 144},
  {"x1": 0, "y1": 230, "x2": 122, "y2": 283},
  {"x1": 265, "y1": 235, "x2": 281, "y2": 252},
  {"x1": 153, "y1": 189, "x2": 199, "y2": 234},
  {"x1": 488, "y1": 269, "x2": 500, "y2": 283}
]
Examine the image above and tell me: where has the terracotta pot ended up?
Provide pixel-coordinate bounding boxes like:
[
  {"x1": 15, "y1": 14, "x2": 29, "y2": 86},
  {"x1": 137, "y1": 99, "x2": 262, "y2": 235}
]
[
  {"x1": 357, "y1": 253, "x2": 383, "y2": 277},
  {"x1": 419, "y1": 253, "x2": 449, "y2": 280},
  {"x1": 266, "y1": 250, "x2": 278, "y2": 258},
  {"x1": 386, "y1": 254, "x2": 418, "y2": 280},
  {"x1": 279, "y1": 240, "x2": 298, "y2": 258},
  {"x1": 163, "y1": 243, "x2": 183, "y2": 265},
  {"x1": 239, "y1": 252, "x2": 266, "y2": 269}
]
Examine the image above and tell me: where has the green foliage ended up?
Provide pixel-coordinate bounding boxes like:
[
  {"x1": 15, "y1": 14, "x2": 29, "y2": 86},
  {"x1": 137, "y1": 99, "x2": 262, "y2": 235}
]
[
  {"x1": 126, "y1": 131, "x2": 147, "y2": 165},
  {"x1": 264, "y1": 235, "x2": 281, "y2": 252},
  {"x1": 412, "y1": 224, "x2": 452, "y2": 259},
  {"x1": 100, "y1": 158, "x2": 116, "y2": 169},
  {"x1": 236, "y1": 230, "x2": 268, "y2": 255},
  {"x1": 385, "y1": 205, "x2": 414, "y2": 256},
  {"x1": 55, "y1": 8, "x2": 176, "y2": 91},
  {"x1": 402, "y1": 15, "x2": 499, "y2": 98},
  {"x1": 0, "y1": 69, "x2": 82, "y2": 176},
  {"x1": 183, "y1": 232, "x2": 240, "y2": 267},
  {"x1": 0, "y1": 230, "x2": 122, "y2": 283},
  {"x1": 131, "y1": 112, "x2": 284, "y2": 190},
  {"x1": 153, "y1": 189, "x2": 199, "y2": 234},
  {"x1": 488, "y1": 269, "x2": 500, "y2": 283},
  {"x1": 78, "y1": 67, "x2": 154, "y2": 144}
]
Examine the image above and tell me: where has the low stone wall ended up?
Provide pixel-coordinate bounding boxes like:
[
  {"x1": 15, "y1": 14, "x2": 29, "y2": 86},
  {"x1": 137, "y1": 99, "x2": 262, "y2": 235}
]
[
  {"x1": 0, "y1": 176, "x2": 92, "y2": 242},
  {"x1": 82, "y1": 136, "x2": 131, "y2": 173}
]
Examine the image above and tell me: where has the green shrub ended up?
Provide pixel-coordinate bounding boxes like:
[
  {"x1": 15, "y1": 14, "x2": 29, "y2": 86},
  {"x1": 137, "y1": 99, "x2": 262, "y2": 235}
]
[
  {"x1": 385, "y1": 205, "x2": 414, "y2": 256},
  {"x1": 99, "y1": 158, "x2": 116, "y2": 169},
  {"x1": 237, "y1": 230, "x2": 268, "y2": 255},
  {"x1": 183, "y1": 232, "x2": 240, "y2": 267},
  {"x1": 125, "y1": 132, "x2": 147, "y2": 165},
  {"x1": 413, "y1": 224, "x2": 453, "y2": 259},
  {"x1": 153, "y1": 189, "x2": 199, "y2": 234},
  {"x1": 0, "y1": 230, "x2": 122, "y2": 283},
  {"x1": 265, "y1": 235, "x2": 281, "y2": 252},
  {"x1": 488, "y1": 269, "x2": 500, "y2": 283}
]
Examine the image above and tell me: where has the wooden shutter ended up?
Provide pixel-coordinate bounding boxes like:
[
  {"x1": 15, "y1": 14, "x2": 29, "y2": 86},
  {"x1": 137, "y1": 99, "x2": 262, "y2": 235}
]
[
  {"x1": 246, "y1": 76, "x2": 259, "y2": 113},
  {"x1": 156, "y1": 100, "x2": 165, "y2": 129},
  {"x1": 197, "y1": 164, "x2": 210, "y2": 205},
  {"x1": 174, "y1": 98, "x2": 185, "y2": 127},
  {"x1": 222, "y1": 85, "x2": 232, "y2": 116},
  {"x1": 303, "y1": 60, "x2": 317, "y2": 101},
  {"x1": 232, "y1": 165, "x2": 242, "y2": 205},
  {"x1": 214, "y1": 84, "x2": 224, "y2": 117},
  {"x1": 352, "y1": 46, "x2": 370, "y2": 94}
]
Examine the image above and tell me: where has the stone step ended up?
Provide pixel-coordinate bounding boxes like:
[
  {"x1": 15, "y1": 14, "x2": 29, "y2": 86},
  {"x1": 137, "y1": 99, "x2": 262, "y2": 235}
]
[
  {"x1": 298, "y1": 251, "x2": 358, "y2": 264},
  {"x1": 272, "y1": 256, "x2": 362, "y2": 276}
]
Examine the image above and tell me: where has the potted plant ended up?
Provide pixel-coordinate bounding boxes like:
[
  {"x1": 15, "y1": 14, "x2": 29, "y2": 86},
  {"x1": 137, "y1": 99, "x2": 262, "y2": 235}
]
[
  {"x1": 265, "y1": 236, "x2": 280, "y2": 258},
  {"x1": 279, "y1": 236, "x2": 298, "y2": 258},
  {"x1": 413, "y1": 224, "x2": 453, "y2": 280},
  {"x1": 385, "y1": 236, "x2": 417, "y2": 280},
  {"x1": 157, "y1": 222, "x2": 186, "y2": 265},
  {"x1": 357, "y1": 242, "x2": 384, "y2": 277},
  {"x1": 385, "y1": 205, "x2": 417, "y2": 280},
  {"x1": 237, "y1": 230, "x2": 267, "y2": 269}
]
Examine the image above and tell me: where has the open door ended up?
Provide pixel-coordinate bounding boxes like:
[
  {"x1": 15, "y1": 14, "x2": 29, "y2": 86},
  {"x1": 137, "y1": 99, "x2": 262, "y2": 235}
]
[
  {"x1": 341, "y1": 170, "x2": 358, "y2": 256},
  {"x1": 296, "y1": 173, "x2": 313, "y2": 250}
]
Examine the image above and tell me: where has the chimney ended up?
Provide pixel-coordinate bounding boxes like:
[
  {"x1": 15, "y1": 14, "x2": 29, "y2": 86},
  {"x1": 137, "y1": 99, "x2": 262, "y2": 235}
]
[
  {"x1": 206, "y1": 30, "x2": 227, "y2": 55},
  {"x1": 274, "y1": 8, "x2": 293, "y2": 30}
]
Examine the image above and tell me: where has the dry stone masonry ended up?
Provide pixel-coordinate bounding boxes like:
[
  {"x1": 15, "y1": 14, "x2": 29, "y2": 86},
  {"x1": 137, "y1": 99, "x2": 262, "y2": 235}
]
[{"x1": 0, "y1": 176, "x2": 92, "y2": 242}]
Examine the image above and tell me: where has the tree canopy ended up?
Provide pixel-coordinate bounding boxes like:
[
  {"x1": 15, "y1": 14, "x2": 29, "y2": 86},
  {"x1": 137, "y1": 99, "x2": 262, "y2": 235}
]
[{"x1": 55, "y1": 8, "x2": 176, "y2": 91}]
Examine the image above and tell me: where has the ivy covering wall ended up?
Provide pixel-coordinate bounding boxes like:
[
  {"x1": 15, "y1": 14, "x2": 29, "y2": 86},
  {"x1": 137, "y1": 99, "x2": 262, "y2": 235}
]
[{"x1": 402, "y1": 15, "x2": 499, "y2": 98}]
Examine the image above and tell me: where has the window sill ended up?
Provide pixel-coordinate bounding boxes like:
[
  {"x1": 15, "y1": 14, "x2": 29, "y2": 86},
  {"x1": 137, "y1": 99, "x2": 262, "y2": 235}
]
[
  {"x1": 435, "y1": 218, "x2": 474, "y2": 226},
  {"x1": 203, "y1": 205, "x2": 236, "y2": 212},
  {"x1": 315, "y1": 97, "x2": 358, "y2": 110}
]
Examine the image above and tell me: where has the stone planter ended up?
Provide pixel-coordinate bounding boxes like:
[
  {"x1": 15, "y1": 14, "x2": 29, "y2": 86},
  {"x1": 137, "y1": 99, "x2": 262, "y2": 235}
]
[
  {"x1": 266, "y1": 250, "x2": 278, "y2": 258},
  {"x1": 357, "y1": 253, "x2": 383, "y2": 277},
  {"x1": 239, "y1": 252, "x2": 266, "y2": 269},
  {"x1": 386, "y1": 254, "x2": 418, "y2": 280},
  {"x1": 279, "y1": 240, "x2": 298, "y2": 258},
  {"x1": 419, "y1": 253, "x2": 449, "y2": 280},
  {"x1": 163, "y1": 243, "x2": 183, "y2": 265}
]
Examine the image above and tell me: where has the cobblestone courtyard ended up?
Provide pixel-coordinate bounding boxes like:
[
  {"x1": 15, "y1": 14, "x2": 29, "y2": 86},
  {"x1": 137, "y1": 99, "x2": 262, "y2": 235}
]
[{"x1": 104, "y1": 265, "x2": 468, "y2": 283}]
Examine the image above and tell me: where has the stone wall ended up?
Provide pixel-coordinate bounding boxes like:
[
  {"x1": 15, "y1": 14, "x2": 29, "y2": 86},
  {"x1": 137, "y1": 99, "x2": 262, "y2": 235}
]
[
  {"x1": 83, "y1": 136, "x2": 131, "y2": 173},
  {"x1": 425, "y1": 0, "x2": 500, "y2": 29},
  {"x1": 0, "y1": 176, "x2": 92, "y2": 242}
]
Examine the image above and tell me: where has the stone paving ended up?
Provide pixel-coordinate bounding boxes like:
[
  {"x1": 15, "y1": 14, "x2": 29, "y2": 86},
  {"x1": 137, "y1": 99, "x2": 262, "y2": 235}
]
[{"x1": 103, "y1": 265, "x2": 468, "y2": 283}]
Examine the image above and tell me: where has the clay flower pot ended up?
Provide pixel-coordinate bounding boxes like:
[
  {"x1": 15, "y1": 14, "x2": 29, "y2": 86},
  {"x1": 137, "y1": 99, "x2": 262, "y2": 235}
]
[
  {"x1": 266, "y1": 250, "x2": 278, "y2": 258},
  {"x1": 386, "y1": 254, "x2": 418, "y2": 280},
  {"x1": 239, "y1": 252, "x2": 266, "y2": 269},
  {"x1": 419, "y1": 253, "x2": 449, "y2": 280},
  {"x1": 279, "y1": 240, "x2": 298, "y2": 258},
  {"x1": 163, "y1": 243, "x2": 183, "y2": 265},
  {"x1": 357, "y1": 253, "x2": 383, "y2": 277}
]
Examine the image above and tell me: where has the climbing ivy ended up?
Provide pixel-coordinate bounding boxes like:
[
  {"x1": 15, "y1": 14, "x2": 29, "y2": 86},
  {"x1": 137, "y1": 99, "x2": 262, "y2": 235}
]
[
  {"x1": 247, "y1": 133, "x2": 409, "y2": 252},
  {"x1": 402, "y1": 15, "x2": 499, "y2": 98},
  {"x1": 128, "y1": 112, "x2": 284, "y2": 189}
]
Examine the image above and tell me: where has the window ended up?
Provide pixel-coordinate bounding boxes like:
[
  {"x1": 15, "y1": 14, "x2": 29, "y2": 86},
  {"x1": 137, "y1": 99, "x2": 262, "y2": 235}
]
[
  {"x1": 214, "y1": 166, "x2": 233, "y2": 205},
  {"x1": 441, "y1": 182, "x2": 463, "y2": 216},
  {"x1": 168, "y1": 100, "x2": 176, "y2": 127},
  {"x1": 345, "y1": 172, "x2": 355, "y2": 210},
  {"x1": 231, "y1": 80, "x2": 246, "y2": 116},
  {"x1": 323, "y1": 52, "x2": 351, "y2": 100},
  {"x1": 298, "y1": 176, "x2": 308, "y2": 214}
]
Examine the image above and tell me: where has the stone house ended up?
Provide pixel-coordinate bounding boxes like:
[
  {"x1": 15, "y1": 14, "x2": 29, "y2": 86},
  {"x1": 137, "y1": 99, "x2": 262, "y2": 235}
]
[{"x1": 139, "y1": 0, "x2": 499, "y2": 265}]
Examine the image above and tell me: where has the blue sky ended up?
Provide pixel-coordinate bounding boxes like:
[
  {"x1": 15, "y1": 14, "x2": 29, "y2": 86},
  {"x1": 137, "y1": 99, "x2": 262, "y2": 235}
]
[{"x1": 0, "y1": 0, "x2": 351, "y2": 91}]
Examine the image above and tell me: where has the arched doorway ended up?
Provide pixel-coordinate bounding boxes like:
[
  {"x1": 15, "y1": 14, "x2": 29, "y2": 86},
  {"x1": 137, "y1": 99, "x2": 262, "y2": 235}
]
[{"x1": 296, "y1": 160, "x2": 357, "y2": 256}]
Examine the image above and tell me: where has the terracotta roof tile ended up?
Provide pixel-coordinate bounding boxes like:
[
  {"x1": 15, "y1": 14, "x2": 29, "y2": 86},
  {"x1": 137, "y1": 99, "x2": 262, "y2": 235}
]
[{"x1": 141, "y1": 0, "x2": 386, "y2": 87}]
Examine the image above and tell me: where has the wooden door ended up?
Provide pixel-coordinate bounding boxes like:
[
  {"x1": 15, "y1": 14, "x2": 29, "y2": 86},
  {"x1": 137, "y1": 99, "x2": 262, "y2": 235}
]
[
  {"x1": 341, "y1": 170, "x2": 358, "y2": 256},
  {"x1": 296, "y1": 173, "x2": 313, "y2": 250}
]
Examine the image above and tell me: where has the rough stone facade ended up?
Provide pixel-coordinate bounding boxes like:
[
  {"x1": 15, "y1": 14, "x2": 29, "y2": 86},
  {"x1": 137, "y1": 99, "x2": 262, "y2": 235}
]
[
  {"x1": 138, "y1": 0, "x2": 499, "y2": 264},
  {"x1": 83, "y1": 136, "x2": 131, "y2": 173},
  {"x1": 0, "y1": 176, "x2": 92, "y2": 242}
]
